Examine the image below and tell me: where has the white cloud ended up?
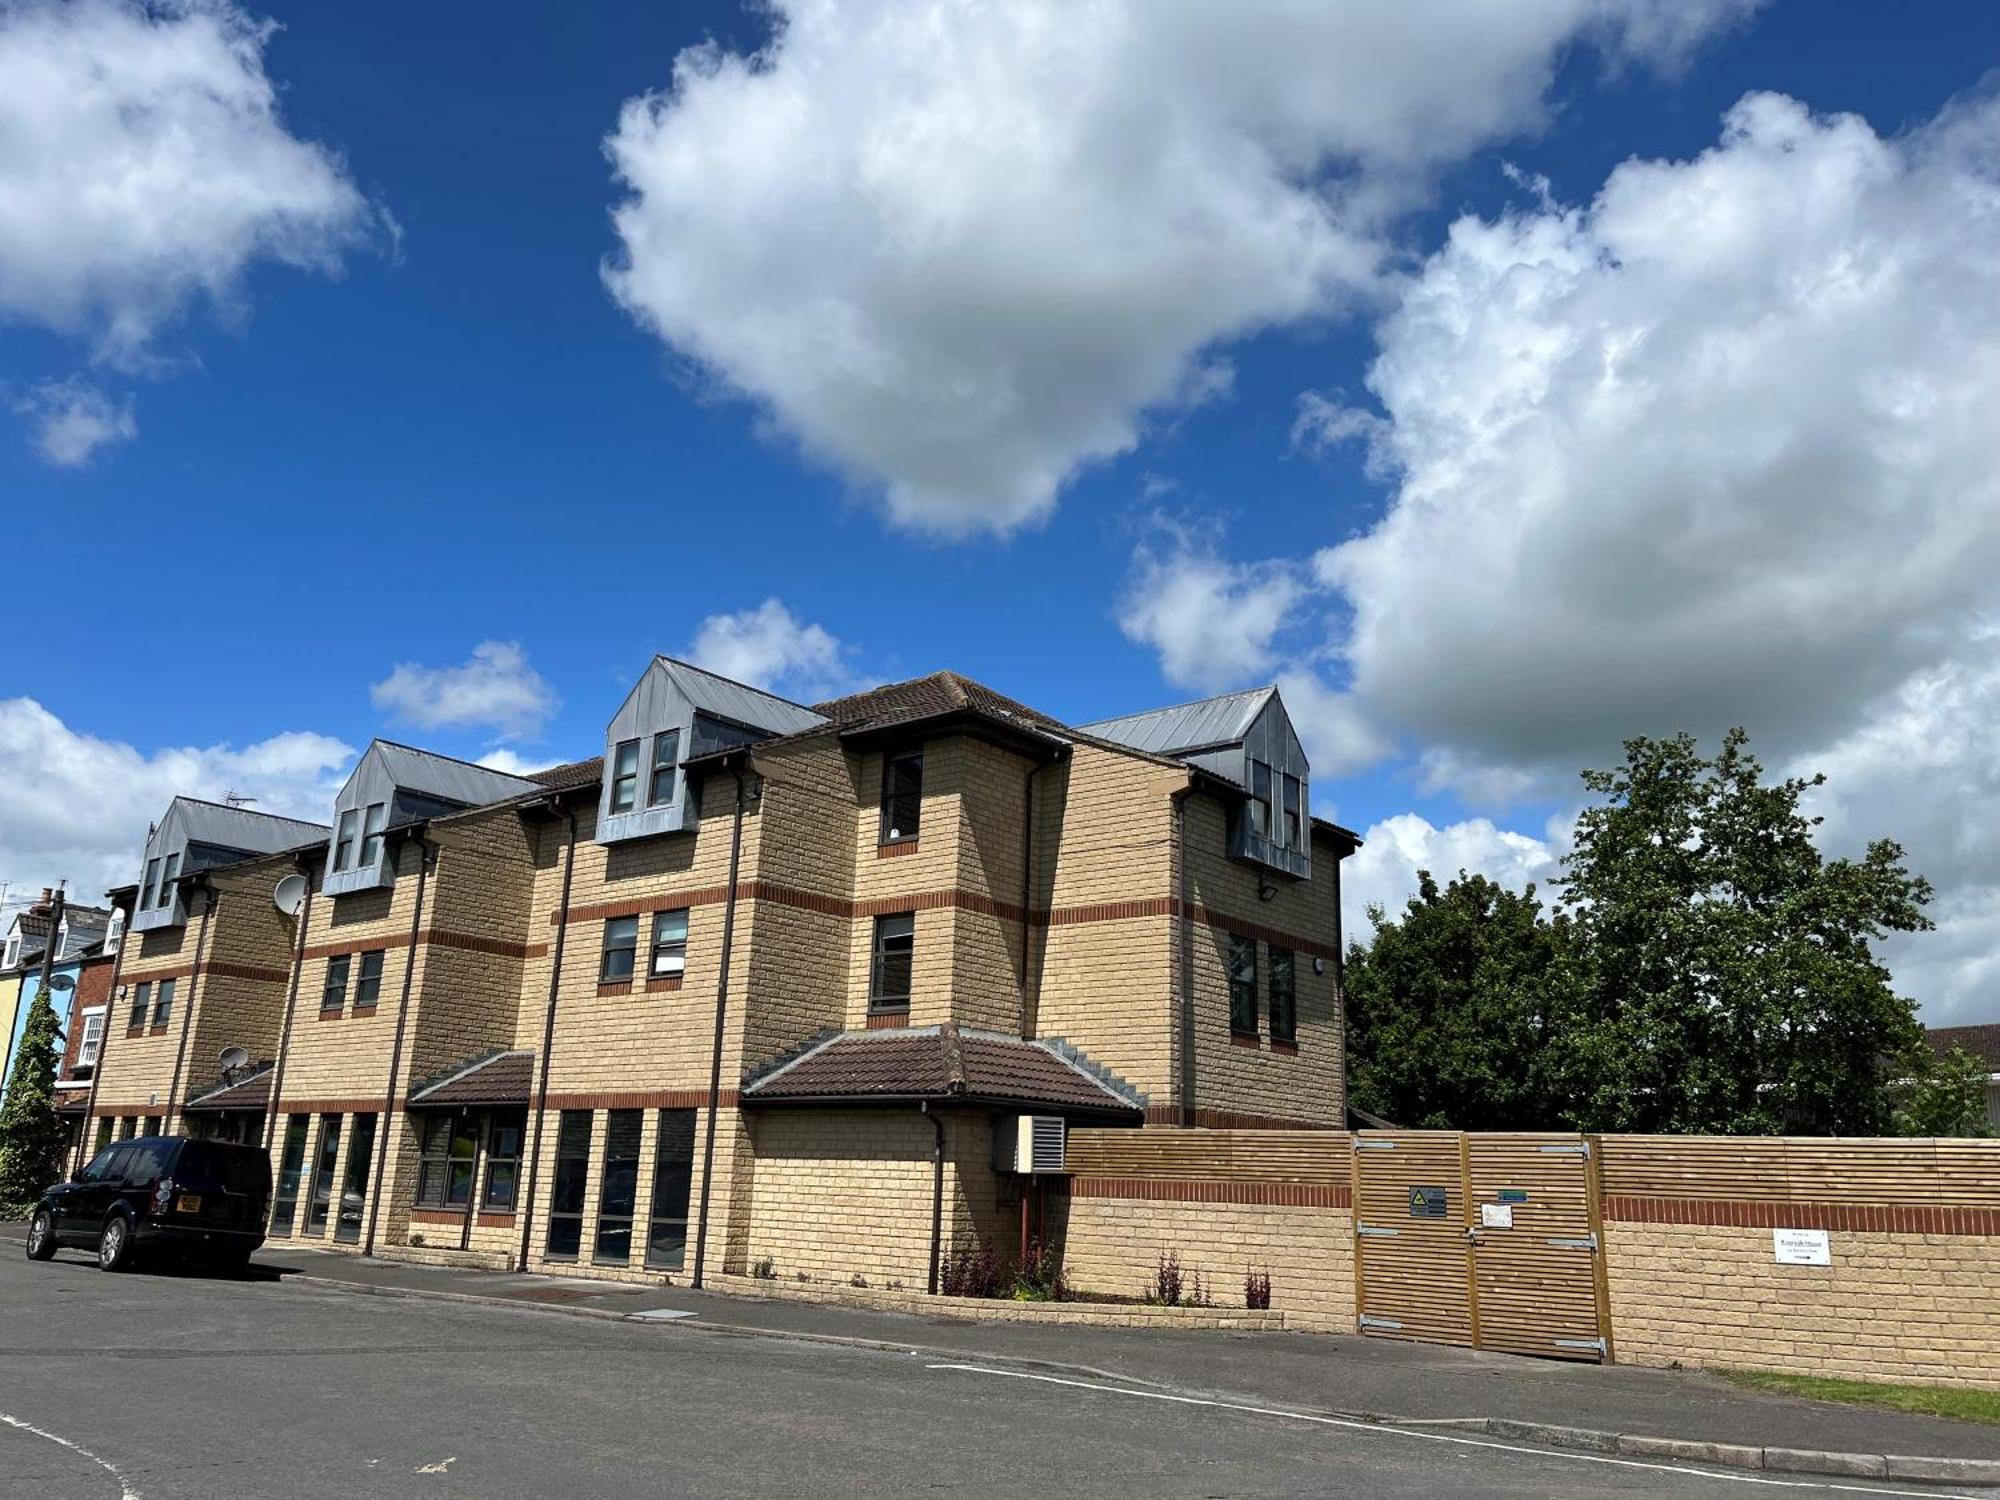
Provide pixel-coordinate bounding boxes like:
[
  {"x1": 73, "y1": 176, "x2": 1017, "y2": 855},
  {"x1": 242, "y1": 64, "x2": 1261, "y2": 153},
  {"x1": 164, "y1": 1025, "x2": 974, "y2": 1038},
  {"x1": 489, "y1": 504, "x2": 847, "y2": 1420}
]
[
  {"x1": 14, "y1": 378, "x2": 135, "y2": 467},
  {"x1": 1117, "y1": 519, "x2": 1310, "y2": 696},
  {"x1": 603, "y1": 0, "x2": 1750, "y2": 536},
  {"x1": 370, "y1": 642, "x2": 558, "y2": 740},
  {"x1": 1306, "y1": 89, "x2": 2000, "y2": 1021},
  {"x1": 0, "y1": 0, "x2": 382, "y2": 364},
  {"x1": 1339, "y1": 810, "x2": 1564, "y2": 942},
  {"x1": 688, "y1": 598, "x2": 861, "y2": 703},
  {"x1": 0, "y1": 697, "x2": 352, "y2": 899}
]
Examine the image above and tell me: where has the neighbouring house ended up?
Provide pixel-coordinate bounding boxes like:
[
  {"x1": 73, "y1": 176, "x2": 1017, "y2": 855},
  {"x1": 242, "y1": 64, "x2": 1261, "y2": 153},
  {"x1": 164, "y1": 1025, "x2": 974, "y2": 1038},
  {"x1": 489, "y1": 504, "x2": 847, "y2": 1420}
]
[
  {"x1": 1924, "y1": 1023, "x2": 2000, "y2": 1130},
  {"x1": 74, "y1": 662, "x2": 1358, "y2": 1293},
  {"x1": 1, "y1": 891, "x2": 116, "y2": 1107}
]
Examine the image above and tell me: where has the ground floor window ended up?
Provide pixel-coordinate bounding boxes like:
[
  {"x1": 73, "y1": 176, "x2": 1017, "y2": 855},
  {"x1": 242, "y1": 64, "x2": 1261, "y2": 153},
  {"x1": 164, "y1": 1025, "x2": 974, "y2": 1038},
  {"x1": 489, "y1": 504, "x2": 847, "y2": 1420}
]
[
  {"x1": 305, "y1": 1114, "x2": 343, "y2": 1236},
  {"x1": 93, "y1": 1117, "x2": 113, "y2": 1154},
  {"x1": 140, "y1": 1115, "x2": 162, "y2": 1137},
  {"x1": 336, "y1": 1114, "x2": 377, "y2": 1244},
  {"x1": 483, "y1": 1112, "x2": 524, "y2": 1211},
  {"x1": 646, "y1": 1110, "x2": 696, "y2": 1270},
  {"x1": 593, "y1": 1110, "x2": 643, "y2": 1264},
  {"x1": 271, "y1": 1115, "x2": 310, "y2": 1235},
  {"x1": 545, "y1": 1111, "x2": 593, "y2": 1260},
  {"x1": 415, "y1": 1114, "x2": 480, "y2": 1208}
]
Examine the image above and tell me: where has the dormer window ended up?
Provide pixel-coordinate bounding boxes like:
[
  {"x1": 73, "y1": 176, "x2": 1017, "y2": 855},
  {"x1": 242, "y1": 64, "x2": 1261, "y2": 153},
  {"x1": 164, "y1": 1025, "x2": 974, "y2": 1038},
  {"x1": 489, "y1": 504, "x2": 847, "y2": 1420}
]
[
  {"x1": 332, "y1": 809, "x2": 359, "y2": 872},
  {"x1": 880, "y1": 751, "x2": 922, "y2": 844},
  {"x1": 649, "y1": 730, "x2": 680, "y2": 807},
  {"x1": 610, "y1": 739, "x2": 642, "y2": 814},
  {"x1": 104, "y1": 908, "x2": 124, "y2": 957},
  {"x1": 157, "y1": 853, "x2": 180, "y2": 907},
  {"x1": 141, "y1": 857, "x2": 162, "y2": 910},
  {"x1": 1248, "y1": 761, "x2": 1273, "y2": 840},
  {"x1": 1281, "y1": 774, "x2": 1303, "y2": 849},
  {"x1": 358, "y1": 802, "x2": 387, "y2": 868}
]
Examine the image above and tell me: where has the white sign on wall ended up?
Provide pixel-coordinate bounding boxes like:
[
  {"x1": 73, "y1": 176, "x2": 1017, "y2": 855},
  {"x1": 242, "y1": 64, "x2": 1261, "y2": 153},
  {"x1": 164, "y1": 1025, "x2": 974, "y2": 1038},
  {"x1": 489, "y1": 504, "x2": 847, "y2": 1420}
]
[
  {"x1": 1480, "y1": 1202, "x2": 1514, "y2": 1229},
  {"x1": 1773, "y1": 1228, "x2": 1831, "y2": 1266}
]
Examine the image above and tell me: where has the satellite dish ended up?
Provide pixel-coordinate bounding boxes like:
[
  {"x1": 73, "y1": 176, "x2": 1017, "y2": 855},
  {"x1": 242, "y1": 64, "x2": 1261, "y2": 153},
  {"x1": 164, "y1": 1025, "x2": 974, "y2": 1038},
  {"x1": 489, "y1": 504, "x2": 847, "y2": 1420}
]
[
  {"x1": 218, "y1": 1045, "x2": 250, "y2": 1074},
  {"x1": 272, "y1": 873, "x2": 308, "y2": 917},
  {"x1": 50, "y1": 974, "x2": 75, "y2": 991}
]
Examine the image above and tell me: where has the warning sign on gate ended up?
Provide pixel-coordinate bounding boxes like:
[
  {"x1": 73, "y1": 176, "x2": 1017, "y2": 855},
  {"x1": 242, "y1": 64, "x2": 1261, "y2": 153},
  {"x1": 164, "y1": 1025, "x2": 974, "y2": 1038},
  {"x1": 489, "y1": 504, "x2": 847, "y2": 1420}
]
[{"x1": 1408, "y1": 1185, "x2": 1448, "y2": 1217}]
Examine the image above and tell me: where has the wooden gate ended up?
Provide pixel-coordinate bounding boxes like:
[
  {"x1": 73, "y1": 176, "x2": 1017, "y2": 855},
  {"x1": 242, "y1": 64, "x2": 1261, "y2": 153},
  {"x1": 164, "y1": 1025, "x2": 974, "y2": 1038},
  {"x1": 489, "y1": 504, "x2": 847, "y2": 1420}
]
[{"x1": 1352, "y1": 1131, "x2": 1611, "y2": 1362}]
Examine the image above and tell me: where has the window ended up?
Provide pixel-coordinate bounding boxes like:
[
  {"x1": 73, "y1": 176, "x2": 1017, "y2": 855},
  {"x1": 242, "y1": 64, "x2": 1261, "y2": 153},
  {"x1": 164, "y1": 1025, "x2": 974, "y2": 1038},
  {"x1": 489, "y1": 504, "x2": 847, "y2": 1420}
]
[
  {"x1": 601, "y1": 916, "x2": 639, "y2": 982},
  {"x1": 648, "y1": 730, "x2": 680, "y2": 807},
  {"x1": 336, "y1": 1114, "x2": 376, "y2": 1243},
  {"x1": 55, "y1": 920, "x2": 69, "y2": 958},
  {"x1": 321, "y1": 954, "x2": 351, "y2": 1015},
  {"x1": 305, "y1": 1114, "x2": 343, "y2": 1235},
  {"x1": 157, "y1": 852, "x2": 180, "y2": 907},
  {"x1": 76, "y1": 1009, "x2": 105, "y2": 1069},
  {"x1": 415, "y1": 1115, "x2": 479, "y2": 1208},
  {"x1": 647, "y1": 1109, "x2": 696, "y2": 1270},
  {"x1": 152, "y1": 978, "x2": 176, "y2": 1027},
  {"x1": 358, "y1": 802, "x2": 387, "y2": 868},
  {"x1": 1282, "y1": 774, "x2": 1303, "y2": 850},
  {"x1": 271, "y1": 1115, "x2": 309, "y2": 1234},
  {"x1": 593, "y1": 1109, "x2": 643, "y2": 1264},
  {"x1": 1249, "y1": 761, "x2": 1273, "y2": 840},
  {"x1": 869, "y1": 912, "x2": 915, "y2": 1012},
  {"x1": 103, "y1": 908, "x2": 123, "y2": 957},
  {"x1": 128, "y1": 982, "x2": 151, "y2": 1030},
  {"x1": 142, "y1": 1115, "x2": 162, "y2": 1136},
  {"x1": 483, "y1": 1112, "x2": 524, "y2": 1211},
  {"x1": 354, "y1": 950, "x2": 385, "y2": 1009},
  {"x1": 93, "y1": 1116, "x2": 114, "y2": 1154},
  {"x1": 332, "y1": 809, "x2": 359, "y2": 871},
  {"x1": 140, "y1": 857, "x2": 161, "y2": 911},
  {"x1": 1228, "y1": 934, "x2": 1258, "y2": 1036},
  {"x1": 650, "y1": 909, "x2": 689, "y2": 979},
  {"x1": 609, "y1": 738, "x2": 641, "y2": 814},
  {"x1": 1269, "y1": 945, "x2": 1296, "y2": 1043},
  {"x1": 1, "y1": 932, "x2": 17, "y2": 970},
  {"x1": 545, "y1": 1110, "x2": 593, "y2": 1259},
  {"x1": 119, "y1": 1115, "x2": 137, "y2": 1140},
  {"x1": 880, "y1": 751, "x2": 923, "y2": 843}
]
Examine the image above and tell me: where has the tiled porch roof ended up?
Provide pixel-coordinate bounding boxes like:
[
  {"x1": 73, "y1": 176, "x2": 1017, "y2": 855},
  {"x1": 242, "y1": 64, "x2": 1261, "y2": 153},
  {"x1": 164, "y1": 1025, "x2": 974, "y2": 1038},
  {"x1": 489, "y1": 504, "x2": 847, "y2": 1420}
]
[
  {"x1": 407, "y1": 1050, "x2": 535, "y2": 1107},
  {"x1": 183, "y1": 1063, "x2": 275, "y2": 1112}
]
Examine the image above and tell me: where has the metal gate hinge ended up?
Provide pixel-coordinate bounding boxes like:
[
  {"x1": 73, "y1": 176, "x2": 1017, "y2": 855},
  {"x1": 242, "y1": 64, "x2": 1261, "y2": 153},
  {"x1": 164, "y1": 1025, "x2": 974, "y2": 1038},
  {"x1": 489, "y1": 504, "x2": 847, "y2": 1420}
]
[
  {"x1": 1539, "y1": 1142, "x2": 1590, "y2": 1157},
  {"x1": 1357, "y1": 1224, "x2": 1399, "y2": 1238},
  {"x1": 1554, "y1": 1337, "x2": 1607, "y2": 1355},
  {"x1": 1355, "y1": 1139, "x2": 1397, "y2": 1150},
  {"x1": 1358, "y1": 1315, "x2": 1405, "y2": 1331},
  {"x1": 1546, "y1": 1234, "x2": 1599, "y2": 1251}
]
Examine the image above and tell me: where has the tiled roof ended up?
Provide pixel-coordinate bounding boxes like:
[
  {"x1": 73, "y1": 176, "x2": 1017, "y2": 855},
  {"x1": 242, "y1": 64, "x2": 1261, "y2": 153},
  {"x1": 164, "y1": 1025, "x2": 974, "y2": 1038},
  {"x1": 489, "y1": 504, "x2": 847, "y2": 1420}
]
[
  {"x1": 813, "y1": 672, "x2": 1066, "y2": 735},
  {"x1": 408, "y1": 1049, "x2": 535, "y2": 1107},
  {"x1": 183, "y1": 1062, "x2": 275, "y2": 1112},
  {"x1": 528, "y1": 756, "x2": 603, "y2": 791},
  {"x1": 743, "y1": 1024, "x2": 1143, "y2": 1117},
  {"x1": 1927, "y1": 1024, "x2": 2000, "y2": 1071},
  {"x1": 54, "y1": 1085, "x2": 91, "y2": 1113}
]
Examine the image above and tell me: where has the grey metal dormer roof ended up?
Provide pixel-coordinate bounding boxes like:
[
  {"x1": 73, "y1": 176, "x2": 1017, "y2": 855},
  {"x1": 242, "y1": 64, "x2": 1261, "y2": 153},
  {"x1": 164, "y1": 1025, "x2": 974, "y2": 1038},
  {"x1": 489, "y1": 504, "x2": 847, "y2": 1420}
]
[
  {"x1": 648, "y1": 656, "x2": 827, "y2": 737},
  {"x1": 1076, "y1": 686, "x2": 1278, "y2": 758},
  {"x1": 164, "y1": 797, "x2": 332, "y2": 862},
  {"x1": 364, "y1": 741, "x2": 545, "y2": 812}
]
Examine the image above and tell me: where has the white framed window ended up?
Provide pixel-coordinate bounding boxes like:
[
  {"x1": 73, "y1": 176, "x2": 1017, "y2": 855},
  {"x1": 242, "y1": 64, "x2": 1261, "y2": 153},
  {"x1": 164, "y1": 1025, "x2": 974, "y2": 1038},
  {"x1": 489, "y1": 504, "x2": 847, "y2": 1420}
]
[
  {"x1": 103, "y1": 908, "x2": 124, "y2": 957},
  {"x1": 651, "y1": 909, "x2": 688, "y2": 977},
  {"x1": 76, "y1": 1008, "x2": 106, "y2": 1068},
  {"x1": 1, "y1": 931, "x2": 18, "y2": 970}
]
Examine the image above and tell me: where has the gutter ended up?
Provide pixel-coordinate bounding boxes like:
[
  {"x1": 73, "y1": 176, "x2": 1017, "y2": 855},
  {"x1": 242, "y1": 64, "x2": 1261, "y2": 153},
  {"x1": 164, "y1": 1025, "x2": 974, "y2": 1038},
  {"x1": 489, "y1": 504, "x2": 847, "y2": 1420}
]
[
  {"x1": 363, "y1": 827, "x2": 434, "y2": 1257},
  {"x1": 517, "y1": 794, "x2": 580, "y2": 1273},
  {"x1": 924, "y1": 1100, "x2": 945, "y2": 1295},
  {"x1": 161, "y1": 875, "x2": 216, "y2": 1131},
  {"x1": 691, "y1": 753, "x2": 750, "y2": 1289},
  {"x1": 261, "y1": 852, "x2": 319, "y2": 1156}
]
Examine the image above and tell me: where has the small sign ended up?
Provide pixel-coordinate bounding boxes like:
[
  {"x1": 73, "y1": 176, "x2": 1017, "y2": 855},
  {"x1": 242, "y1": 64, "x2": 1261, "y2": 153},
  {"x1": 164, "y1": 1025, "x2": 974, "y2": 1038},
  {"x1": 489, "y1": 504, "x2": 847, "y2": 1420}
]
[
  {"x1": 1409, "y1": 1185, "x2": 1448, "y2": 1218},
  {"x1": 1773, "y1": 1228, "x2": 1831, "y2": 1266},
  {"x1": 1481, "y1": 1202, "x2": 1514, "y2": 1229},
  {"x1": 1497, "y1": 1188, "x2": 1528, "y2": 1203}
]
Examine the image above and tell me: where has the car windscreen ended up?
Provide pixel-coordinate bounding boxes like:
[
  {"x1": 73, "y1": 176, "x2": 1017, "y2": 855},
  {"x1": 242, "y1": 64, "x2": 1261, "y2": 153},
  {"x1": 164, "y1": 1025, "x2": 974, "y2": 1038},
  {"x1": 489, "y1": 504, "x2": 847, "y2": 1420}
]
[{"x1": 173, "y1": 1141, "x2": 270, "y2": 1197}]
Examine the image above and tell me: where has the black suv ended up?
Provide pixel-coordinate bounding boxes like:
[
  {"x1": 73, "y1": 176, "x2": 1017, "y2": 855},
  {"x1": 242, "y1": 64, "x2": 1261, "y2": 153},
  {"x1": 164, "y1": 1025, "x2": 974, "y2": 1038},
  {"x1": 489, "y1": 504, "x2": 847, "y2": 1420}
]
[{"x1": 25, "y1": 1135, "x2": 271, "y2": 1272}]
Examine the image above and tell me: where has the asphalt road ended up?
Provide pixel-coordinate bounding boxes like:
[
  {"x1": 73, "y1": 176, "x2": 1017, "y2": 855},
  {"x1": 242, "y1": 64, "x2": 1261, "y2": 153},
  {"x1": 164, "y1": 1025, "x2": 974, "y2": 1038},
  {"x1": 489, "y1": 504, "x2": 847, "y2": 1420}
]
[{"x1": 0, "y1": 1248, "x2": 1981, "y2": 1499}]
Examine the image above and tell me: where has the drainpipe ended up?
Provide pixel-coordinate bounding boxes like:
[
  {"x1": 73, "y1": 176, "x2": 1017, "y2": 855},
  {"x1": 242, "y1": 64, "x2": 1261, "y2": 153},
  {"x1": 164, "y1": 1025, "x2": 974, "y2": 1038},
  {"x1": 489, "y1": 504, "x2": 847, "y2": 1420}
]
[
  {"x1": 363, "y1": 829, "x2": 434, "y2": 1257},
  {"x1": 74, "y1": 890, "x2": 130, "y2": 1175},
  {"x1": 517, "y1": 797, "x2": 579, "y2": 1273},
  {"x1": 1171, "y1": 787, "x2": 1195, "y2": 1127},
  {"x1": 924, "y1": 1100, "x2": 945, "y2": 1295},
  {"x1": 162, "y1": 877, "x2": 216, "y2": 1133},
  {"x1": 262, "y1": 859, "x2": 316, "y2": 1155},
  {"x1": 691, "y1": 758, "x2": 748, "y2": 1290}
]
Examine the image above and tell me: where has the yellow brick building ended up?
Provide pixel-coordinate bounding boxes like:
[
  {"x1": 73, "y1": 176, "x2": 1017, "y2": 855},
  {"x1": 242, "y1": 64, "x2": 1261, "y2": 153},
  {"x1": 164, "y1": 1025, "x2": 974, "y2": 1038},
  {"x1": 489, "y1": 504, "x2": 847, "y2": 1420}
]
[{"x1": 77, "y1": 663, "x2": 1359, "y2": 1291}]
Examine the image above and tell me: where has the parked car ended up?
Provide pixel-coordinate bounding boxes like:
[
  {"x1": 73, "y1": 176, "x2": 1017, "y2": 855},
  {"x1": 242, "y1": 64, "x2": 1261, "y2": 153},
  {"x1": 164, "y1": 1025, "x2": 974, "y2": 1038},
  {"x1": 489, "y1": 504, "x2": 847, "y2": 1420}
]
[{"x1": 24, "y1": 1135, "x2": 271, "y2": 1272}]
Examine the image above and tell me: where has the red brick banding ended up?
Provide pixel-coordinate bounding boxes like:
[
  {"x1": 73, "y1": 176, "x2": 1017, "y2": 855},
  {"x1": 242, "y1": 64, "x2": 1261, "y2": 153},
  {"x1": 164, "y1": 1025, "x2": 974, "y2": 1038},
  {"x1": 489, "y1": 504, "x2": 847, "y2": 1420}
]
[
  {"x1": 643, "y1": 976, "x2": 684, "y2": 994},
  {"x1": 1604, "y1": 1196, "x2": 2000, "y2": 1236},
  {"x1": 876, "y1": 839, "x2": 920, "y2": 859},
  {"x1": 537, "y1": 1088, "x2": 741, "y2": 1111},
  {"x1": 865, "y1": 1011, "x2": 910, "y2": 1029},
  {"x1": 596, "y1": 980, "x2": 633, "y2": 997},
  {"x1": 1068, "y1": 1176, "x2": 1351, "y2": 1209},
  {"x1": 1142, "y1": 1105, "x2": 1339, "y2": 1130}
]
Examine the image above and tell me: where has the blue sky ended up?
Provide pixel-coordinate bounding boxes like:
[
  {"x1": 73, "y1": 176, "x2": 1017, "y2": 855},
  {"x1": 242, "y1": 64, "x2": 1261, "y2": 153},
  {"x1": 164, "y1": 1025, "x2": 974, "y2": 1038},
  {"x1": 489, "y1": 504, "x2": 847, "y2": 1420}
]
[{"x1": 4, "y1": 1, "x2": 1999, "y2": 1020}]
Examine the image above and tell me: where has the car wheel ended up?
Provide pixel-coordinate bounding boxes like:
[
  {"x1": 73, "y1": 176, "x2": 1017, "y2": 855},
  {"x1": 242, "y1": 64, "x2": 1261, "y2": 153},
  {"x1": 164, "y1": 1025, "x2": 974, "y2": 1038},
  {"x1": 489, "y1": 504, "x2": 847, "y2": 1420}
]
[
  {"x1": 97, "y1": 1215, "x2": 134, "y2": 1272},
  {"x1": 25, "y1": 1211, "x2": 56, "y2": 1261}
]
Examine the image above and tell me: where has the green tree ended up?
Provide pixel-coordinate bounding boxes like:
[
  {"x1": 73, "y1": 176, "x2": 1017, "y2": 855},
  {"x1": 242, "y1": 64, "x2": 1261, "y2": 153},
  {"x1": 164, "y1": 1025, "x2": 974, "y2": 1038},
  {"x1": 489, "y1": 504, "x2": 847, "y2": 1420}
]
[
  {"x1": 0, "y1": 983, "x2": 67, "y2": 1209},
  {"x1": 1557, "y1": 729, "x2": 1932, "y2": 1136},
  {"x1": 1344, "y1": 871, "x2": 1577, "y2": 1129},
  {"x1": 1895, "y1": 1044, "x2": 1994, "y2": 1138}
]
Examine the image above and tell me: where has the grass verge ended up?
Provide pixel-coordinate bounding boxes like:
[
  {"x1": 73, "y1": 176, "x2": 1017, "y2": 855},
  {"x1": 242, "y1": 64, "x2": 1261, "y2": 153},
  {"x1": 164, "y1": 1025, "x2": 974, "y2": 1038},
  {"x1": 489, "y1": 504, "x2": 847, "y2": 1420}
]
[{"x1": 1721, "y1": 1369, "x2": 2000, "y2": 1426}]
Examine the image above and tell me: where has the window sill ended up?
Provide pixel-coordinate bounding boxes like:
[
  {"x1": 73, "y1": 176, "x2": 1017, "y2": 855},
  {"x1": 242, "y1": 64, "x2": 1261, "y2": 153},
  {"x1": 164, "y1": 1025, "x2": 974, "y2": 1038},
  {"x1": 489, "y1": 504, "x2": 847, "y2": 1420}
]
[
  {"x1": 410, "y1": 1206, "x2": 471, "y2": 1225},
  {"x1": 353, "y1": 1005, "x2": 378, "y2": 1018},
  {"x1": 1271, "y1": 1039, "x2": 1299, "y2": 1055},
  {"x1": 644, "y1": 976, "x2": 684, "y2": 993},
  {"x1": 876, "y1": 838, "x2": 920, "y2": 859},
  {"x1": 477, "y1": 1211, "x2": 517, "y2": 1228},
  {"x1": 318, "y1": 1009, "x2": 344, "y2": 1021},
  {"x1": 1229, "y1": 1031, "x2": 1261, "y2": 1048},
  {"x1": 147, "y1": 1024, "x2": 169, "y2": 1036},
  {"x1": 597, "y1": 979, "x2": 634, "y2": 997},
  {"x1": 126, "y1": 1026, "x2": 147, "y2": 1038},
  {"x1": 866, "y1": 1009, "x2": 910, "y2": 1029}
]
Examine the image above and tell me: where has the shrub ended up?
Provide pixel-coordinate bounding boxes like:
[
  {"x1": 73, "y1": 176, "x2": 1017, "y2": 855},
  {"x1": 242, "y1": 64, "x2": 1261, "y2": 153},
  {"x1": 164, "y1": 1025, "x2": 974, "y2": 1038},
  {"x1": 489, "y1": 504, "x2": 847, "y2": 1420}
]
[
  {"x1": 1245, "y1": 1270, "x2": 1271, "y2": 1310},
  {"x1": 939, "y1": 1238, "x2": 1005, "y2": 1298},
  {"x1": 752, "y1": 1255, "x2": 777, "y2": 1280},
  {"x1": 1009, "y1": 1238, "x2": 1070, "y2": 1302},
  {"x1": 1149, "y1": 1249, "x2": 1185, "y2": 1306},
  {"x1": 849, "y1": 1273, "x2": 870, "y2": 1289}
]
